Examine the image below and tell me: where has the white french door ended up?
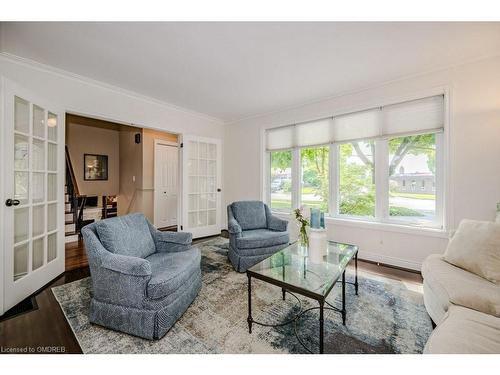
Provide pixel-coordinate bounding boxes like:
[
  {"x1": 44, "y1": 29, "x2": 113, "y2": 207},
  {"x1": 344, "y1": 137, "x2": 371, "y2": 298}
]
[
  {"x1": 154, "y1": 140, "x2": 179, "y2": 228},
  {"x1": 1, "y1": 79, "x2": 65, "y2": 315},
  {"x1": 182, "y1": 135, "x2": 222, "y2": 238}
]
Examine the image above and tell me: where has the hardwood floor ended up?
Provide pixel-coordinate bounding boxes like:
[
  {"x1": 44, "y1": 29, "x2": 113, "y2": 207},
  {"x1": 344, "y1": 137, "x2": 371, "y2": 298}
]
[
  {"x1": 65, "y1": 239, "x2": 88, "y2": 271},
  {"x1": 0, "y1": 267, "x2": 89, "y2": 354},
  {"x1": 1, "y1": 237, "x2": 422, "y2": 354}
]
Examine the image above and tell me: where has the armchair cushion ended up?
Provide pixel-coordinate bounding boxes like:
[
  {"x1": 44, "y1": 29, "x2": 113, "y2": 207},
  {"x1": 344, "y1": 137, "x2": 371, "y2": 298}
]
[
  {"x1": 236, "y1": 229, "x2": 289, "y2": 250},
  {"x1": 231, "y1": 201, "x2": 267, "y2": 231},
  {"x1": 146, "y1": 247, "x2": 201, "y2": 299},
  {"x1": 95, "y1": 213, "x2": 156, "y2": 259}
]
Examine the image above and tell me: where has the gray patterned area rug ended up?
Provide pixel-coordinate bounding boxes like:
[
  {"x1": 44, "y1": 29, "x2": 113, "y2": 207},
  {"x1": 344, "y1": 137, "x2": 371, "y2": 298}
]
[{"x1": 52, "y1": 237, "x2": 432, "y2": 354}]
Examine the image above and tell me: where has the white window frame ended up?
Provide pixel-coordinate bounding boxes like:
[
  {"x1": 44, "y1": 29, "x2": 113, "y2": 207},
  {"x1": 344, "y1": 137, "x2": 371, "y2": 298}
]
[{"x1": 264, "y1": 90, "x2": 450, "y2": 232}]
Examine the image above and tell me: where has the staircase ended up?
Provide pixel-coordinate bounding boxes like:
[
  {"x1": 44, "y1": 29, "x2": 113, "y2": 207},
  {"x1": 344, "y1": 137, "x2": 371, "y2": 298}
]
[{"x1": 65, "y1": 146, "x2": 94, "y2": 243}]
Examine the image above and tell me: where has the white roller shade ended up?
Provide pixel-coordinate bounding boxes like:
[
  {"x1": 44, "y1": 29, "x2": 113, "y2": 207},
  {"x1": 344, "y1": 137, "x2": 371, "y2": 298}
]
[
  {"x1": 332, "y1": 108, "x2": 381, "y2": 143},
  {"x1": 382, "y1": 95, "x2": 444, "y2": 137},
  {"x1": 265, "y1": 95, "x2": 444, "y2": 150},
  {"x1": 266, "y1": 125, "x2": 294, "y2": 150},
  {"x1": 295, "y1": 118, "x2": 334, "y2": 147}
]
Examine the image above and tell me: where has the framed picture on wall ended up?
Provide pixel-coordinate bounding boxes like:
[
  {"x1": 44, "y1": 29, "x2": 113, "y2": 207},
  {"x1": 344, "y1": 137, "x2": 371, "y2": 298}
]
[{"x1": 84, "y1": 154, "x2": 108, "y2": 181}]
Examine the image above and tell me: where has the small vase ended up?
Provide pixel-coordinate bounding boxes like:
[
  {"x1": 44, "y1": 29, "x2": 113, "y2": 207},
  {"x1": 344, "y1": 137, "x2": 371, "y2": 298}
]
[{"x1": 299, "y1": 226, "x2": 309, "y2": 247}]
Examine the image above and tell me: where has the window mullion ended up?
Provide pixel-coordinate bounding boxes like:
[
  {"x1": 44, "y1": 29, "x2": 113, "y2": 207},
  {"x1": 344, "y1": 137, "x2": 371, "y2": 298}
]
[
  {"x1": 375, "y1": 139, "x2": 389, "y2": 221},
  {"x1": 435, "y1": 133, "x2": 445, "y2": 229},
  {"x1": 329, "y1": 143, "x2": 338, "y2": 216},
  {"x1": 292, "y1": 148, "x2": 301, "y2": 209},
  {"x1": 264, "y1": 152, "x2": 271, "y2": 205}
]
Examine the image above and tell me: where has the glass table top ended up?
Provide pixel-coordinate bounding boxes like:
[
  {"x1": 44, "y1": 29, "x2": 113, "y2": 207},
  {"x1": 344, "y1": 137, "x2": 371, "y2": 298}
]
[{"x1": 247, "y1": 241, "x2": 358, "y2": 298}]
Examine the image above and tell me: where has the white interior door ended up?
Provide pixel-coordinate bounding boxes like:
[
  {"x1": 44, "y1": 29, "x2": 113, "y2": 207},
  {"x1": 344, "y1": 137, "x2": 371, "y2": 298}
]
[
  {"x1": 182, "y1": 135, "x2": 222, "y2": 238},
  {"x1": 1, "y1": 79, "x2": 65, "y2": 315},
  {"x1": 154, "y1": 141, "x2": 178, "y2": 228}
]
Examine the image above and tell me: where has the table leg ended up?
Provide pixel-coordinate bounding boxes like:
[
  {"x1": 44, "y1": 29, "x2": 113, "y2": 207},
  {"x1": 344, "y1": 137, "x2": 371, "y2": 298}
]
[
  {"x1": 355, "y1": 252, "x2": 358, "y2": 296},
  {"x1": 319, "y1": 300, "x2": 324, "y2": 354},
  {"x1": 247, "y1": 274, "x2": 253, "y2": 334},
  {"x1": 342, "y1": 270, "x2": 346, "y2": 325}
]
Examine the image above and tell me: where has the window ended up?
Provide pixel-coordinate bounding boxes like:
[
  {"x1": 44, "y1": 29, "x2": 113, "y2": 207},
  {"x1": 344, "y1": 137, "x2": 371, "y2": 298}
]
[
  {"x1": 270, "y1": 150, "x2": 292, "y2": 211},
  {"x1": 338, "y1": 141, "x2": 375, "y2": 217},
  {"x1": 389, "y1": 134, "x2": 437, "y2": 225},
  {"x1": 301, "y1": 146, "x2": 329, "y2": 211},
  {"x1": 264, "y1": 95, "x2": 445, "y2": 229}
]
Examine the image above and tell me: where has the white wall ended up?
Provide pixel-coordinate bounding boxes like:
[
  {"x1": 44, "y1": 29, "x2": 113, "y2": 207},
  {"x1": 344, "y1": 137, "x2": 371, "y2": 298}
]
[{"x1": 224, "y1": 55, "x2": 500, "y2": 270}]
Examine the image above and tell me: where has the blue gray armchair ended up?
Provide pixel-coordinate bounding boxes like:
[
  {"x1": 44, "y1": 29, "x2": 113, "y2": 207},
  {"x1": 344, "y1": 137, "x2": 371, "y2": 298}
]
[
  {"x1": 81, "y1": 213, "x2": 201, "y2": 340},
  {"x1": 227, "y1": 201, "x2": 289, "y2": 272}
]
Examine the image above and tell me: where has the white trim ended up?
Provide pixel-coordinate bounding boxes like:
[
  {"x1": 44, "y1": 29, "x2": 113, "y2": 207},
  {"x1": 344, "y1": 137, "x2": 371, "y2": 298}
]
[
  {"x1": 328, "y1": 143, "x2": 337, "y2": 215},
  {"x1": 273, "y1": 210, "x2": 449, "y2": 239},
  {"x1": 324, "y1": 216, "x2": 449, "y2": 239},
  {"x1": 358, "y1": 250, "x2": 423, "y2": 272},
  {"x1": 291, "y1": 148, "x2": 300, "y2": 209},
  {"x1": 154, "y1": 139, "x2": 178, "y2": 147},
  {"x1": 375, "y1": 139, "x2": 388, "y2": 219},
  {"x1": 0, "y1": 77, "x2": 5, "y2": 314},
  {"x1": 0, "y1": 53, "x2": 222, "y2": 125}
]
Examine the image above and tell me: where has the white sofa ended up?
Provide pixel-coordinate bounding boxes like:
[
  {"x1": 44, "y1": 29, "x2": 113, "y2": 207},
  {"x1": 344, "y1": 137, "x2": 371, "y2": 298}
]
[{"x1": 422, "y1": 254, "x2": 500, "y2": 353}]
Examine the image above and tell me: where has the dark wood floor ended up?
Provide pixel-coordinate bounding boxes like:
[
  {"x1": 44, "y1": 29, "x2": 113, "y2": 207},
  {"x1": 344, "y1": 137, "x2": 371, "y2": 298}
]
[
  {"x1": 0, "y1": 267, "x2": 90, "y2": 354},
  {"x1": 0, "y1": 238, "x2": 422, "y2": 354},
  {"x1": 65, "y1": 239, "x2": 88, "y2": 271}
]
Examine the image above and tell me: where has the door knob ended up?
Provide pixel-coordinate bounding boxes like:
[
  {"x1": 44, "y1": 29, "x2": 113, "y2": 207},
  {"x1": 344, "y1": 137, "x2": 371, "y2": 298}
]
[{"x1": 5, "y1": 199, "x2": 20, "y2": 207}]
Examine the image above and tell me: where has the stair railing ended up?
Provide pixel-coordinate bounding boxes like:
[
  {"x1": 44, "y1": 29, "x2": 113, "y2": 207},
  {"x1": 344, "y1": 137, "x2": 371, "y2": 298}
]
[{"x1": 65, "y1": 146, "x2": 87, "y2": 236}]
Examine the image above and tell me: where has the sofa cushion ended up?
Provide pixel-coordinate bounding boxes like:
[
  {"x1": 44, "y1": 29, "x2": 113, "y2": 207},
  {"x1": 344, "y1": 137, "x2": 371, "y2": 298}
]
[
  {"x1": 231, "y1": 201, "x2": 267, "y2": 231},
  {"x1": 95, "y1": 213, "x2": 156, "y2": 259},
  {"x1": 444, "y1": 219, "x2": 500, "y2": 284},
  {"x1": 146, "y1": 247, "x2": 201, "y2": 299},
  {"x1": 422, "y1": 254, "x2": 500, "y2": 317},
  {"x1": 424, "y1": 305, "x2": 500, "y2": 354},
  {"x1": 236, "y1": 229, "x2": 289, "y2": 249}
]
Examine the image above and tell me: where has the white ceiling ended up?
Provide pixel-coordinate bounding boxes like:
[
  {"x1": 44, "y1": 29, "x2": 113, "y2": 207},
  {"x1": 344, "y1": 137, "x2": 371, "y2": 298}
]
[{"x1": 1, "y1": 22, "x2": 500, "y2": 122}]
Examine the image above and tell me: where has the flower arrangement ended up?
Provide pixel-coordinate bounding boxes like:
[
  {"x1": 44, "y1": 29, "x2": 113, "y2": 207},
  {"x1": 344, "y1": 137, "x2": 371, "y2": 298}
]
[{"x1": 293, "y1": 207, "x2": 309, "y2": 247}]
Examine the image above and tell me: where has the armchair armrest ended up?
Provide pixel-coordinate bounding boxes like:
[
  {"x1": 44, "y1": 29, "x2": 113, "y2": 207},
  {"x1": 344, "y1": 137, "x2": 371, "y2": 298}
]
[
  {"x1": 265, "y1": 205, "x2": 288, "y2": 232},
  {"x1": 147, "y1": 222, "x2": 193, "y2": 252},
  {"x1": 156, "y1": 230, "x2": 192, "y2": 245},
  {"x1": 228, "y1": 217, "x2": 242, "y2": 235},
  {"x1": 101, "y1": 253, "x2": 152, "y2": 277},
  {"x1": 157, "y1": 231, "x2": 193, "y2": 253}
]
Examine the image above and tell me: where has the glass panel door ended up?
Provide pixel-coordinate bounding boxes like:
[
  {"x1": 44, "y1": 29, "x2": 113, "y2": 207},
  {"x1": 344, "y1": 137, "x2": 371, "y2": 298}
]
[
  {"x1": 182, "y1": 135, "x2": 221, "y2": 238},
  {"x1": 2, "y1": 80, "x2": 64, "y2": 315}
]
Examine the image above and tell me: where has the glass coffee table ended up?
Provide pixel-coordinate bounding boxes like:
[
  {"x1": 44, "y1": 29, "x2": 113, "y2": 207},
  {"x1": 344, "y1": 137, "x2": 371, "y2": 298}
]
[{"x1": 246, "y1": 241, "x2": 359, "y2": 353}]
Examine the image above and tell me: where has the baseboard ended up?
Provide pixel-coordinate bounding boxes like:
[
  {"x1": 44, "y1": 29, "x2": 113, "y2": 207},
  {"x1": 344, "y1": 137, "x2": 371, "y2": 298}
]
[{"x1": 359, "y1": 250, "x2": 422, "y2": 272}]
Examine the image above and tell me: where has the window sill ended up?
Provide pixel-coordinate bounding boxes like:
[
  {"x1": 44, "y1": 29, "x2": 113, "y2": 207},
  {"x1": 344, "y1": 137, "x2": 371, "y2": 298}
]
[{"x1": 272, "y1": 211, "x2": 450, "y2": 239}]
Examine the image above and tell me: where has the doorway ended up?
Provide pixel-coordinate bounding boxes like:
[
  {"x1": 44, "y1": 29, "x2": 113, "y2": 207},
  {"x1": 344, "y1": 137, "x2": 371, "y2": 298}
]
[{"x1": 64, "y1": 114, "x2": 181, "y2": 270}]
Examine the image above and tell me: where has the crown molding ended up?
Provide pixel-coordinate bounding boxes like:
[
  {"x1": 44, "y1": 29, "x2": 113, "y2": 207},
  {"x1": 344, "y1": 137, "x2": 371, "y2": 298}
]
[{"x1": 0, "y1": 52, "x2": 224, "y2": 125}]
